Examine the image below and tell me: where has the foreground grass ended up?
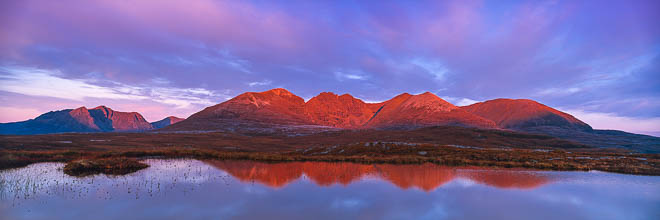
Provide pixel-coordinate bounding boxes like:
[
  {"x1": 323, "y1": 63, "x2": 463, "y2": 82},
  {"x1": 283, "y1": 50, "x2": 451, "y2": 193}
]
[{"x1": 1, "y1": 142, "x2": 658, "y2": 176}]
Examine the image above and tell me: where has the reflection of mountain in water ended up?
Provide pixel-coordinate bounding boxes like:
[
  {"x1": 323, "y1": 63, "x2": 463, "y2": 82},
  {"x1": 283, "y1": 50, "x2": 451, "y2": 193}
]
[
  {"x1": 206, "y1": 161, "x2": 551, "y2": 191},
  {"x1": 457, "y1": 169, "x2": 550, "y2": 189}
]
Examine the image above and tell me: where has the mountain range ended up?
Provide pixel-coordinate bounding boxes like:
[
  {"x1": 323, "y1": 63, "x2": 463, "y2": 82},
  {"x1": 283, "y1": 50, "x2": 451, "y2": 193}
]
[
  {"x1": 1, "y1": 88, "x2": 657, "y2": 152},
  {"x1": 0, "y1": 106, "x2": 183, "y2": 135},
  {"x1": 163, "y1": 88, "x2": 584, "y2": 132}
]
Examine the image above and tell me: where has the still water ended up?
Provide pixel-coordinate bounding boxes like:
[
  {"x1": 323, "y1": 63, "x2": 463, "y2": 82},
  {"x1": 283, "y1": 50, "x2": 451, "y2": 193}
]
[{"x1": 1, "y1": 159, "x2": 658, "y2": 220}]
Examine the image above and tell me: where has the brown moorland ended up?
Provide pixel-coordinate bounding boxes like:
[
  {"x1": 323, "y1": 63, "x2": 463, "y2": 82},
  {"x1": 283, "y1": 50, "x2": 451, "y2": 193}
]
[{"x1": 1, "y1": 126, "x2": 657, "y2": 175}]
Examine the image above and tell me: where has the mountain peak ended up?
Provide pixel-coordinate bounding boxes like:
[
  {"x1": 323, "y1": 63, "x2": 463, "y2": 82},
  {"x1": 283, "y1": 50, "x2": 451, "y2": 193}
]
[
  {"x1": 93, "y1": 105, "x2": 111, "y2": 110},
  {"x1": 71, "y1": 106, "x2": 89, "y2": 112},
  {"x1": 310, "y1": 92, "x2": 360, "y2": 102},
  {"x1": 314, "y1": 92, "x2": 338, "y2": 99},
  {"x1": 304, "y1": 91, "x2": 376, "y2": 128},
  {"x1": 91, "y1": 105, "x2": 118, "y2": 119},
  {"x1": 264, "y1": 88, "x2": 294, "y2": 96},
  {"x1": 365, "y1": 91, "x2": 493, "y2": 129},
  {"x1": 184, "y1": 88, "x2": 308, "y2": 126},
  {"x1": 68, "y1": 106, "x2": 98, "y2": 130},
  {"x1": 395, "y1": 92, "x2": 412, "y2": 98},
  {"x1": 339, "y1": 93, "x2": 355, "y2": 98},
  {"x1": 401, "y1": 92, "x2": 457, "y2": 112},
  {"x1": 151, "y1": 116, "x2": 185, "y2": 129},
  {"x1": 462, "y1": 98, "x2": 591, "y2": 130}
]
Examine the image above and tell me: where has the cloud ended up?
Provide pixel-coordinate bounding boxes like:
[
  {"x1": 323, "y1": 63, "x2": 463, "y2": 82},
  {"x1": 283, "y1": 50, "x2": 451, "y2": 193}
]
[
  {"x1": 535, "y1": 87, "x2": 581, "y2": 97},
  {"x1": 248, "y1": 80, "x2": 273, "y2": 87},
  {"x1": 410, "y1": 58, "x2": 449, "y2": 81},
  {"x1": 214, "y1": 49, "x2": 253, "y2": 74},
  {"x1": 0, "y1": 66, "x2": 146, "y2": 101},
  {"x1": 334, "y1": 70, "x2": 368, "y2": 81},
  {"x1": 0, "y1": 66, "x2": 230, "y2": 109},
  {"x1": 360, "y1": 98, "x2": 388, "y2": 104},
  {"x1": 146, "y1": 87, "x2": 226, "y2": 109},
  {"x1": 442, "y1": 96, "x2": 480, "y2": 106},
  {"x1": 562, "y1": 108, "x2": 660, "y2": 137}
]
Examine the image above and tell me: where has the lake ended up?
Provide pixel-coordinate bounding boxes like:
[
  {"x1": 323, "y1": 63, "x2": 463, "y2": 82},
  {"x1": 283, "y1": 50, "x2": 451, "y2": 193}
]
[{"x1": 1, "y1": 159, "x2": 658, "y2": 220}]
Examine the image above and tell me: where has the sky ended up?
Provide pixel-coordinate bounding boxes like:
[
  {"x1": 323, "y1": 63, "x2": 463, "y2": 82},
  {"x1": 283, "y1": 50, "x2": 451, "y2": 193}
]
[{"x1": 0, "y1": 0, "x2": 659, "y2": 136}]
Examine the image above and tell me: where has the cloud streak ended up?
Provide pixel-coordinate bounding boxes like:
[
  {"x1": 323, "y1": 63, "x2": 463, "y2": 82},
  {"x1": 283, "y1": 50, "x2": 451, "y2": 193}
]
[
  {"x1": 563, "y1": 108, "x2": 660, "y2": 137},
  {"x1": 248, "y1": 80, "x2": 273, "y2": 87},
  {"x1": 0, "y1": 66, "x2": 146, "y2": 101},
  {"x1": 0, "y1": 66, "x2": 230, "y2": 110}
]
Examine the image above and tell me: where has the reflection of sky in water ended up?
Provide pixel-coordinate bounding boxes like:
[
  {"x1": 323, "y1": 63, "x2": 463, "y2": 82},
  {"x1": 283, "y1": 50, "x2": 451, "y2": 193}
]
[{"x1": 0, "y1": 159, "x2": 658, "y2": 220}]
